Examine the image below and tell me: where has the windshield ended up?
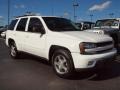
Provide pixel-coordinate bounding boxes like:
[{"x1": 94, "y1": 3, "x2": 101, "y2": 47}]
[
  {"x1": 42, "y1": 17, "x2": 80, "y2": 31},
  {"x1": 95, "y1": 19, "x2": 119, "y2": 27}
]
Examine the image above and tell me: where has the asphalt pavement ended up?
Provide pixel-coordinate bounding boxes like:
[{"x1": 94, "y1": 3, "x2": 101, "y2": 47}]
[{"x1": 0, "y1": 38, "x2": 120, "y2": 90}]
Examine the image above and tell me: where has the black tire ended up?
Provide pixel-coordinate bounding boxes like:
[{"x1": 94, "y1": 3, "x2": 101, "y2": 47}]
[
  {"x1": 111, "y1": 34, "x2": 119, "y2": 49},
  {"x1": 52, "y1": 49, "x2": 75, "y2": 78},
  {"x1": 9, "y1": 41, "x2": 20, "y2": 59}
]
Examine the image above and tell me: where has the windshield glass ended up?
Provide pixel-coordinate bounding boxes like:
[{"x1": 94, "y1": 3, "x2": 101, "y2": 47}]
[
  {"x1": 95, "y1": 19, "x2": 119, "y2": 27},
  {"x1": 42, "y1": 17, "x2": 80, "y2": 31}
]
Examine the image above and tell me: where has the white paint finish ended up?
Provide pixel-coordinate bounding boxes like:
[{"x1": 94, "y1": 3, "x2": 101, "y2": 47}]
[
  {"x1": 61, "y1": 31, "x2": 112, "y2": 42},
  {"x1": 24, "y1": 32, "x2": 47, "y2": 58},
  {"x1": 14, "y1": 31, "x2": 27, "y2": 51},
  {"x1": 71, "y1": 48, "x2": 116, "y2": 68},
  {"x1": 6, "y1": 15, "x2": 117, "y2": 69}
]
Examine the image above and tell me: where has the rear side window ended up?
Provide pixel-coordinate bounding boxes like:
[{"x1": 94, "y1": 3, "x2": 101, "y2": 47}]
[
  {"x1": 9, "y1": 19, "x2": 18, "y2": 30},
  {"x1": 16, "y1": 18, "x2": 28, "y2": 31}
]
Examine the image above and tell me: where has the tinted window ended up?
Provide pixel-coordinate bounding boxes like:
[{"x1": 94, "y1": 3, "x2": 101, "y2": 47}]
[
  {"x1": 42, "y1": 17, "x2": 80, "y2": 31},
  {"x1": 9, "y1": 19, "x2": 18, "y2": 30},
  {"x1": 16, "y1": 18, "x2": 28, "y2": 31},
  {"x1": 28, "y1": 18, "x2": 45, "y2": 33}
]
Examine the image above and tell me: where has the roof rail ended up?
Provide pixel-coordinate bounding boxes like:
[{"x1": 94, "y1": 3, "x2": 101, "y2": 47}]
[{"x1": 15, "y1": 12, "x2": 39, "y2": 18}]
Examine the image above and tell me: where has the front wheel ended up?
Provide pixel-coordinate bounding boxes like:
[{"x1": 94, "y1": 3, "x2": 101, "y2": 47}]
[{"x1": 52, "y1": 49, "x2": 74, "y2": 78}]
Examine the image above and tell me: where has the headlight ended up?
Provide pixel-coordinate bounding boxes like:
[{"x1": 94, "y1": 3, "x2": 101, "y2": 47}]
[{"x1": 79, "y1": 42, "x2": 96, "y2": 54}]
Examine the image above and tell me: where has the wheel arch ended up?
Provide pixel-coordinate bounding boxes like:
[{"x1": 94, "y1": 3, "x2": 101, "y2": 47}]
[
  {"x1": 49, "y1": 45, "x2": 72, "y2": 64},
  {"x1": 8, "y1": 38, "x2": 15, "y2": 47}
]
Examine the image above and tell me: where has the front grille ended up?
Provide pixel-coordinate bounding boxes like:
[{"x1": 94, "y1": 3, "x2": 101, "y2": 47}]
[
  {"x1": 95, "y1": 41, "x2": 113, "y2": 54},
  {"x1": 84, "y1": 41, "x2": 113, "y2": 55},
  {"x1": 85, "y1": 48, "x2": 113, "y2": 55},
  {"x1": 96, "y1": 41, "x2": 113, "y2": 47},
  {"x1": 95, "y1": 48, "x2": 113, "y2": 54}
]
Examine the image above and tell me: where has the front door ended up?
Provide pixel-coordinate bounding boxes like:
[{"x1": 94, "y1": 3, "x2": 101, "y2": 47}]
[{"x1": 25, "y1": 17, "x2": 47, "y2": 57}]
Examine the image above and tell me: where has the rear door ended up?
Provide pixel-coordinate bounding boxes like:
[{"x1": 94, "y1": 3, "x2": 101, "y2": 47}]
[
  {"x1": 25, "y1": 17, "x2": 47, "y2": 57},
  {"x1": 15, "y1": 18, "x2": 28, "y2": 51}
]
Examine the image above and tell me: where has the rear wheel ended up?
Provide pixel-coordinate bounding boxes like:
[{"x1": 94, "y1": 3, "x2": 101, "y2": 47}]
[
  {"x1": 10, "y1": 42, "x2": 20, "y2": 59},
  {"x1": 52, "y1": 49, "x2": 74, "y2": 78}
]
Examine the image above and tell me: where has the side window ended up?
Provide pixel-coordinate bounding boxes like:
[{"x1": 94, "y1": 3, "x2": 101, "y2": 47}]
[
  {"x1": 28, "y1": 18, "x2": 45, "y2": 33},
  {"x1": 9, "y1": 19, "x2": 18, "y2": 30},
  {"x1": 16, "y1": 18, "x2": 28, "y2": 31}
]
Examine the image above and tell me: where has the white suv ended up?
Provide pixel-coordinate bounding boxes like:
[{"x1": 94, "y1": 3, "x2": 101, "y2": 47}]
[{"x1": 6, "y1": 15, "x2": 116, "y2": 78}]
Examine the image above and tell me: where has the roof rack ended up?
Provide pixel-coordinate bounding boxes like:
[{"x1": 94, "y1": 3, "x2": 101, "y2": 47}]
[
  {"x1": 15, "y1": 15, "x2": 35, "y2": 18},
  {"x1": 15, "y1": 12, "x2": 39, "y2": 18}
]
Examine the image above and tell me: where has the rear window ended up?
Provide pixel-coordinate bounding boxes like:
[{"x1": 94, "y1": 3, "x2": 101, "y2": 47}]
[
  {"x1": 9, "y1": 19, "x2": 18, "y2": 30},
  {"x1": 16, "y1": 18, "x2": 28, "y2": 31}
]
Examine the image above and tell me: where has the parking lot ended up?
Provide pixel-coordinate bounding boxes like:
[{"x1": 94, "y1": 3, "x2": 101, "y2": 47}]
[{"x1": 0, "y1": 38, "x2": 120, "y2": 90}]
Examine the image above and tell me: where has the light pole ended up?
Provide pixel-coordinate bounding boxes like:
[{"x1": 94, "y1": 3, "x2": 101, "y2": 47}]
[
  {"x1": 73, "y1": 0, "x2": 79, "y2": 22},
  {"x1": 51, "y1": 0, "x2": 54, "y2": 16},
  {"x1": 63, "y1": 12, "x2": 69, "y2": 18},
  {"x1": 52, "y1": 7, "x2": 54, "y2": 16},
  {"x1": 90, "y1": 14, "x2": 93, "y2": 22},
  {"x1": 8, "y1": 0, "x2": 10, "y2": 27},
  {"x1": 109, "y1": 13, "x2": 114, "y2": 18}
]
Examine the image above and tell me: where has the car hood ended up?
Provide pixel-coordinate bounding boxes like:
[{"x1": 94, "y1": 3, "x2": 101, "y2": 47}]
[
  {"x1": 61, "y1": 31, "x2": 112, "y2": 43},
  {"x1": 85, "y1": 28, "x2": 119, "y2": 34}
]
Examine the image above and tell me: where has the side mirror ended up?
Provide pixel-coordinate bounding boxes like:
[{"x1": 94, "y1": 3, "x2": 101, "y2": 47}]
[
  {"x1": 40, "y1": 29, "x2": 45, "y2": 34},
  {"x1": 34, "y1": 24, "x2": 45, "y2": 34}
]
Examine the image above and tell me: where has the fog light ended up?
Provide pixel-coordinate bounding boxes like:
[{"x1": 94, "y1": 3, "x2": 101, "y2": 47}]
[{"x1": 88, "y1": 61, "x2": 94, "y2": 66}]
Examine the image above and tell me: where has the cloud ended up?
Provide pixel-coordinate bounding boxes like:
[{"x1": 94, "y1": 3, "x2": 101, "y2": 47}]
[
  {"x1": 36, "y1": 13, "x2": 41, "y2": 15},
  {"x1": 0, "y1": 16, "x2": 3, "y2": 19},
  {"x1": 20, "y1": 5, "x2": 25, "y2": 8},
  {"x1": 89, "y1": 1, "x2": 111, "y2": 11},
  {"x1": 14, "y1": 5, "x2": 18, "y2": 8},
  {"x1": 64, "y1": 12, "x2": 69, "y2": 16},
  {"x1": 14, "y1": 4, "x2": 25, "y2": 9}
]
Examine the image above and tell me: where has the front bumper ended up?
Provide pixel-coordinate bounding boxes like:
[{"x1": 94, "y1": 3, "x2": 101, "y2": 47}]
[{"x1": 71, "y1": 48, "x2": 117, "y2": 69}]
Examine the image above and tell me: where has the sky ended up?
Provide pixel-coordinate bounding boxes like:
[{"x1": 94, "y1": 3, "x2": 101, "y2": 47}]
[{"x1": 0, "y1": 0, "x2": 120, "y2": 26}]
